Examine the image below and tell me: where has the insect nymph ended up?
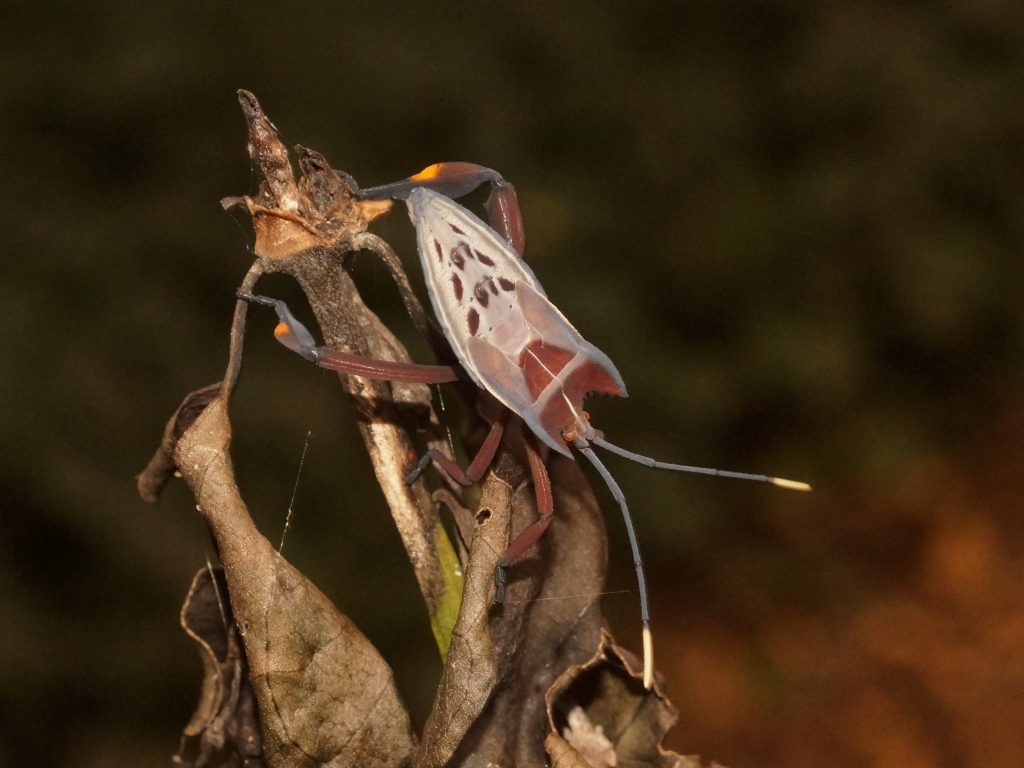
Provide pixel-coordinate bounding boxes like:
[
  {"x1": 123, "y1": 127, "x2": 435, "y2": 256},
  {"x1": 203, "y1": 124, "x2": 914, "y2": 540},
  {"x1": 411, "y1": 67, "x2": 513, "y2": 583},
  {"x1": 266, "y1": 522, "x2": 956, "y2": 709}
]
[{"x1": 240, "y1": 163, "x2": 810, "y2": 689}]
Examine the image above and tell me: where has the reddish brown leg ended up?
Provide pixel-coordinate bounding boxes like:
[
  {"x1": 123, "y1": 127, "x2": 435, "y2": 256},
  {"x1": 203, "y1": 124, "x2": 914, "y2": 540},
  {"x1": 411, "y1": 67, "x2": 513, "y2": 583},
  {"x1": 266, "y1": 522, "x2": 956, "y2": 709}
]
[
  {"x1": 357, "y1": 162, "x2": 525, "y2": 255},
  {"x1": 404, "y1": 411, "x2": 508, "y2": 485},
  {"x1": 484, "y1": 183, "x2": 525, "y2": 257},
  {"x1": 314, "y1": 348, "x2": 458, "y2": 383},
  {"x1": 494, "y1": 431, "x2": 555, "y2": 602},
  {"x1": 238, "y1": 291, "x2": 460, "y2": 384}
]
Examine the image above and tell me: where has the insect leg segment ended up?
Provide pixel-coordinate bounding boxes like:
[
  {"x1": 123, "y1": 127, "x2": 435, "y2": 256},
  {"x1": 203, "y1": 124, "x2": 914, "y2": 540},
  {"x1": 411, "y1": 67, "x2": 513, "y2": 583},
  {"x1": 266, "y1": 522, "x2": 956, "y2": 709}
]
[
  {"x1": 236, "y1": 291, "x2": 319, "y2": 361},
  {"x1": 483, "y1": 183, "x2": 525, "y2": 258},
  {"x1": 404, "y1": 411, "x2": 508, "y2": 486},
  {"x1": 236, "y1": 291, "x2": 460, "y2": 384},
  {"x1": 360, "y1": 162, "x2": 525, "y2": 255},
  {"x1": 494, "y1": 430, "x2": 555, "y2": 603},
  {"x1": 360, "y1": 162, "x2": 506, "y2": 202}
]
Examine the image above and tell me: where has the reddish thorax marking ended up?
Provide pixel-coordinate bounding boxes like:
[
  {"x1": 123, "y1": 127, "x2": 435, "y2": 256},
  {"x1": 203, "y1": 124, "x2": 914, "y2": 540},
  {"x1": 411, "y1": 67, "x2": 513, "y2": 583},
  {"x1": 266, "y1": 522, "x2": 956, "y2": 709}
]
[
  {"x1": 538, "y1": 359, "x2": 624, "y2": 444},
  {"x1": 520, "y1": 341, "x2": 576, "y2": 400},
  {"x1": 518, "y1": 339, "x2": 627, "y2": 446}
]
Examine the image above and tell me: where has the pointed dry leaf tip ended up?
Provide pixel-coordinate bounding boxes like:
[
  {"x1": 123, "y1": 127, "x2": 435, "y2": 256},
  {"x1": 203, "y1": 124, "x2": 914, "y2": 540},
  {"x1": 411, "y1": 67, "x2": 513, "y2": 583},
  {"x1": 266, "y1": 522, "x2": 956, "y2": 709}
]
[{"x1": 771, "y1": 477, "x2": 812, "y2": 492}]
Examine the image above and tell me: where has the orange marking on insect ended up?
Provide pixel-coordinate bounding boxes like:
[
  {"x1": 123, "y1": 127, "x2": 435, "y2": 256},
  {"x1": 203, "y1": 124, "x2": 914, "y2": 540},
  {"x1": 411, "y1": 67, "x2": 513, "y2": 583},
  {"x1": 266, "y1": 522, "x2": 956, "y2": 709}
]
[{"x1": 410, "y1": 163, "x2": 444, "y2": 182}]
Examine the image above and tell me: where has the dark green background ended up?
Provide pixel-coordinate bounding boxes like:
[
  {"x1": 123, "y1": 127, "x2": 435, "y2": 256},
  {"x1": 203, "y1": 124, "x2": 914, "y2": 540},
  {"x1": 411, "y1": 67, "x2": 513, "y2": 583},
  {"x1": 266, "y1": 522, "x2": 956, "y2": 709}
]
[{"x1": 3, "y1": 3, "x2": 1022, "y2": 766}]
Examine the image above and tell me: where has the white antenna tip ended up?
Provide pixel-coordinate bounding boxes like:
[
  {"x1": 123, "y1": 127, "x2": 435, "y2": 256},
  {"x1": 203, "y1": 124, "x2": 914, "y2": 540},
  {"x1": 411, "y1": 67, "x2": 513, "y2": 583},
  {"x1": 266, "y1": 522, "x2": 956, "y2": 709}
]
[
  {"x1": 642, "y1": 625, "x2": 654, "y2": 690},
  {"x1": 771, "y1": 477, "x2": 812, "y2": 492}
]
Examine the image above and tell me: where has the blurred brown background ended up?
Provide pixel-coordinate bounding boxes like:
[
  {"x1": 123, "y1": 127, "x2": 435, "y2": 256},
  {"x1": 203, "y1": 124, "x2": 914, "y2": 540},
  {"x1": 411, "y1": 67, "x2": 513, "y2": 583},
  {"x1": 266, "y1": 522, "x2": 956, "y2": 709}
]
[{"x1": 3, "y1": 2, "x2": 1023, "y2": 766}]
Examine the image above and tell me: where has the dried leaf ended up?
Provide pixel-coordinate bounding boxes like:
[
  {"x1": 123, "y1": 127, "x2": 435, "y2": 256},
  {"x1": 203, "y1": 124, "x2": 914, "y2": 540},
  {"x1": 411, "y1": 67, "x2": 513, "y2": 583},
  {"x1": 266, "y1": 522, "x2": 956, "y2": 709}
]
[
  {"x1": 137, "y1": 382, "x2": 221, "y2": 502},
  {"x1": 174, "y1": 395, "x2": 417, "y2": 767},
  {"x1": 176, "y1": 567, "x2": 265, "y2": 768},
  {"x1": 548, "y1": 733, "x2": 604, "y2": 768},
  {"x1": 546, "y1": 631, "x2": 690, "y2": 768}
]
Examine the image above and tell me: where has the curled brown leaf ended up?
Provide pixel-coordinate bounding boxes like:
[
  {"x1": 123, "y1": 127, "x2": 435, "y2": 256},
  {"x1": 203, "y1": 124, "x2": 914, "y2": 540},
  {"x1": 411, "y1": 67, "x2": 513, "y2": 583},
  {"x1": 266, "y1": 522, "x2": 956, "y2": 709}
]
[
  {"x1": 176, "y1": 566, "x2": 264, "y2": 768},
  {"x1": 175, "y1": 394, "x2": 418, "y2": 768},
  {"x1": 546, "y1": 631, "x2": 691, "y2": 768}
]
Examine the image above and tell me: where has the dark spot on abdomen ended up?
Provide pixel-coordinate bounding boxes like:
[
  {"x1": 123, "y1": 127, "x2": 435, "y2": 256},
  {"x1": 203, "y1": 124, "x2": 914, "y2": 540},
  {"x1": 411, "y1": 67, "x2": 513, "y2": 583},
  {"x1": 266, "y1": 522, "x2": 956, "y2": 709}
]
[{"x1": 474, "y1": 284, "x2": 490, "y2": 307}]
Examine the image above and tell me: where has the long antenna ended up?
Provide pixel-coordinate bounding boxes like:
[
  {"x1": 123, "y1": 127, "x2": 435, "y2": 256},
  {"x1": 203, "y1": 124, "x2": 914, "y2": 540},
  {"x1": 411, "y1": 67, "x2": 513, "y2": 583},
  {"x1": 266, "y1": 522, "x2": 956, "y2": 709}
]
[
  {"x1": 592, "y1": 435, "x2": 811, "y2": 492},
  {"x1": 578, "y1": 445, "x2": 654, "y2": 689}
]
